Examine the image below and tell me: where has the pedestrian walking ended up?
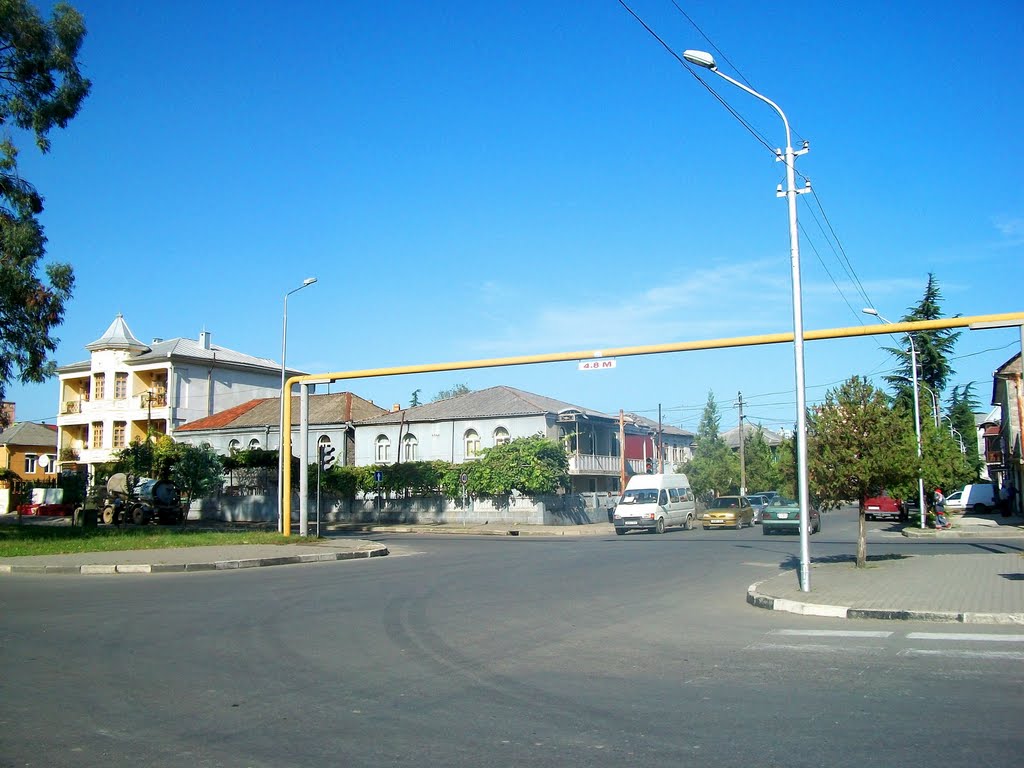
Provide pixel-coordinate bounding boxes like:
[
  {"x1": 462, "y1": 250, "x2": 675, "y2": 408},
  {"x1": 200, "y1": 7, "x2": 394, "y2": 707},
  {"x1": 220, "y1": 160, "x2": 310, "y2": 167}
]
[{"x1": 933, "y1": 487, "x2": 950, "y2": 529}]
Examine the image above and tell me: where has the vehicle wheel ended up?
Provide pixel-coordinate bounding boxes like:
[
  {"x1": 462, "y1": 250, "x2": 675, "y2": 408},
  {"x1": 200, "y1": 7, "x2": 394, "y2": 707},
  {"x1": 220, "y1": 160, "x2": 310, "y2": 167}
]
[
  {"x1": 131, "y1": 505, "x2": 147, "y2": 526},
  {"x1": 101, "y1": 506, "x2": 114, "y2": 525},
  {"x1": 655, "y1": 518, "x2": 665, "y2": 534},
  {"x1": 615, "y1": 528, "x2": 625, "y2": 536},
  {"x1": 974, "y1": 504, "x2": 989, "y2": 514},
  {"x1": 684, "y1": 515, "x2": 694, "y2": 531},
  {"x1": 703, "y1": 526, "x2": 711, "y2": 531},
  {"x1": 763, "y1": 526, "x2": 771, "y2": 535},
  {"x1": 865, "y1": 514, "x2": 873, "y2": 521}
]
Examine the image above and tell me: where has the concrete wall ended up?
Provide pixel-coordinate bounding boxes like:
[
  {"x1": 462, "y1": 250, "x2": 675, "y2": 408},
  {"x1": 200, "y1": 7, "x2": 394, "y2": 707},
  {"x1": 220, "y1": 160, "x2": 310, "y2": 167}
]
[{"x1": 195, "y1": 490, "x2": 616, "y2": 526}]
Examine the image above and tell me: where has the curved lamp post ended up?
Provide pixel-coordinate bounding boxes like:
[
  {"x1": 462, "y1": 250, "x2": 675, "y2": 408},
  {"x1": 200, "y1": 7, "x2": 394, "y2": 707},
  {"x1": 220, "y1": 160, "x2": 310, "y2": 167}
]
[
  {"x1": 683, "y1": 49, "x2": 813, "y2": 592},
  {"x1": 863, "y1": 308, "x2": 927, "y2": 528},
  {"x1": 277, "y1": 277, "x2": 318, "y2": 533}
]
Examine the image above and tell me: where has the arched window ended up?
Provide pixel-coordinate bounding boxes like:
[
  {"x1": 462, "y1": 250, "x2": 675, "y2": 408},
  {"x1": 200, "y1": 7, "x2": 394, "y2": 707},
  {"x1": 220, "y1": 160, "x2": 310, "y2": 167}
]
[
  {"x1": 403, "y1": 433, "x2": 418, "y2": 462},
  {"x1": 228, "y1": 439, "x2": 240, "y2": 453},
  {"x1": 248, "y1": 438, "x2": 261, "y2": 450},
  {"x1": 464, "y1": 429, "x2": 480, "y2": 458},
  {"x1": 375, "y1": 435, "x2": 391, "y2": 462},
  {"x1": 493, "y1": 427, "x2": 510, "y2": 446}
]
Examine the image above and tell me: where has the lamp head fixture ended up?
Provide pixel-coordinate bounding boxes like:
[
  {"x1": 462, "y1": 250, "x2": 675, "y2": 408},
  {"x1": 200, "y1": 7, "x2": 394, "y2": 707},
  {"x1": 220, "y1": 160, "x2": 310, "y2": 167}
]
[
  {"x1": 682, "y1": 50, "x2": 717, "y2": 70},
  {"x1": 302, "y1": 277, "x2": 317, "y2": 286},
  {"x1": 861, "y1": 307, "x2": 878, "y2": 317}
]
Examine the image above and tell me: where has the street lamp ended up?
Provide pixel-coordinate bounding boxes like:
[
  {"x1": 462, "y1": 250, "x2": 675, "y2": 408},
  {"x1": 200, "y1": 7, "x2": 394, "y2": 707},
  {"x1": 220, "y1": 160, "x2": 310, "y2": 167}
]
[
  {"x1": 277, "y1": 277, "x2": 317, "y2": 533},
  {"x1": 863, "y1": 308, "x2": 927, "y2": 529},
  {"x1": 683, "y1": 49, "x2": 813, "y2": 592}
]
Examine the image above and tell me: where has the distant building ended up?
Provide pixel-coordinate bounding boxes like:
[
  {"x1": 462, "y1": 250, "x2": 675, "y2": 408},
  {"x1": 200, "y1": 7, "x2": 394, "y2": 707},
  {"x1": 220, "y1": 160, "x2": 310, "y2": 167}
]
[
  {"x1": 720, "y1": 424, "x2": 785, "y2": 452},
  {"x1": 0, "y1": 422, "x2": 58, "y2": 482},
  {"x1": 991, "y1": 352, "x2": 1022, "y2": 511},
  {"x1": 353, "y1": 385, "x2": 650, "y2": 493},
  {"x1": 55, "y1": 314, "x2": 300, "y2": 478},
  {"x1": 175, "y1": 392, "x2": 387, "y2": 467}
]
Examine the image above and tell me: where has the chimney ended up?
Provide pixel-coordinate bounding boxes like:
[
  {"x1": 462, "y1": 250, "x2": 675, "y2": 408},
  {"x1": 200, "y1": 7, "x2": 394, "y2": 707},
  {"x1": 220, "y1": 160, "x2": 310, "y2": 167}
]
[
  {"x1": 199, "y1": 330, "x2": 211, "y2": 350},
  {"x1": 392, "y1": 403, "x2": 401, "y2": 412}
]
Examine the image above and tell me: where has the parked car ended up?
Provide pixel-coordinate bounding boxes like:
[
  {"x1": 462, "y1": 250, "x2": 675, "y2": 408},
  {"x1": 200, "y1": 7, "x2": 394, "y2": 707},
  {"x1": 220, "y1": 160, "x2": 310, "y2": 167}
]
[
  {"x1": 752, "y1": 490, "x2": 780, "y2": 504},
  {"x1": 702, "y1": 496, "x2": 754, "y2": 530},
  {"x1": 862, "y1": 493, "x2": 904, "y2": 522},
  {"x1": 761, "y1": 497, "x2": 821, "y2": 535},
  {"x1": 747, "y1": 494, "x2": 769, "y2": 524},
  {"x1": 948, "y1": 484, "x2": 998, "y2": 513}
]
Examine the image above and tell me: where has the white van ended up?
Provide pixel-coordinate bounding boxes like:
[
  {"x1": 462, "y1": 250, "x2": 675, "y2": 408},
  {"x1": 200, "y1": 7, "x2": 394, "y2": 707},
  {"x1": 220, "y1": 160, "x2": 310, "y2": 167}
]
[
  {"x1": 612, "y1": 473, "x2": 697, "y2": 535},
  {"x1": 946, "y1": 483, "x2": 998, "y2": 513}
]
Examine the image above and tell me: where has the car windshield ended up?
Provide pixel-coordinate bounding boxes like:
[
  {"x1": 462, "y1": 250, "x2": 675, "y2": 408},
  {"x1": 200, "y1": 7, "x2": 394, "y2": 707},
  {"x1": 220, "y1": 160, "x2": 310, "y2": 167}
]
[
  {"x1": 710, "y1": 498, "x2": 741, "y2": 509},
  {"x1": 619, "y1": 489, "x2": 658, "y2": 505},
  {"x1": 769, "y1": 498, "x2": 798, "y2": 507}
]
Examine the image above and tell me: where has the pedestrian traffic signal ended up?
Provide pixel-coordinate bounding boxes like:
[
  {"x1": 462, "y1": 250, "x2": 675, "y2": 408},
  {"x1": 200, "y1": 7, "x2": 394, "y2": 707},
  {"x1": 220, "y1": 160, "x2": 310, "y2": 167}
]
[
  {"x1": 319, "y1": 444, "x2": 336, "y2": 470},
  {"x1": 645, "y1": 457, "x2": 654, "y2": 474}
]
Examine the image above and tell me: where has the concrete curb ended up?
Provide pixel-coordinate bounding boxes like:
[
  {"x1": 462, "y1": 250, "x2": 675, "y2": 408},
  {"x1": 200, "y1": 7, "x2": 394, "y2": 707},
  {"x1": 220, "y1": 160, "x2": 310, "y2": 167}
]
[
  {"x1": 325, "y1": 524, "x2": 614, "y2": 537},
  {"x1": 0, "y1": 544, "x2": 388, "y2": 576},
  {"x1": 746, "y1": 580, "x2": 1024, "y2": 625}
]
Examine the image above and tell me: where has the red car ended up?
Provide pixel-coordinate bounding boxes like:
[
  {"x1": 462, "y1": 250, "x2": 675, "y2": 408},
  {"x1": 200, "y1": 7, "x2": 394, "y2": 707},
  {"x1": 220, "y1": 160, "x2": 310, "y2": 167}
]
[{"x1": 862, "y1": 493, "x2": 904, "y2": 522}]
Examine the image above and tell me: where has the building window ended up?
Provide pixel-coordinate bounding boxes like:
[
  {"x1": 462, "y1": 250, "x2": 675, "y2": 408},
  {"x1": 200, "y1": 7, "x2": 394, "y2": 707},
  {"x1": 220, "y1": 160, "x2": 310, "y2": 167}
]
[
  {"x1": 464, "y1": 429, "x2": 480, "y2": 457},
  {"x1": 376, "y1": 435, "x2": 390, "y2": 462},
  {"x1": 114, "y1": 372, "x2": 128, "y2": 400},
  {"x1": 91, "y1": 422, "x2": 104, "y2": 449},
  {"x1": 403, "y1": 434, "x2": 418, "y2": 462},
  {"x1": 248, "y1": 438, "x2": 261, "y2": 450},
  {"x1": 24, "y1": 454, "x2": 37, "y2": 474},
  {"x1": 113, "y1": 421, "x2": 127, "y2": 449},
  {"x1": 493, "y1": 427, "x2": 510, "y2": 446},
  {"x1": 93, "y1": 373, "x2": 105, "y2": 401},
  {"x1": 228, "y1": 439, "x2": 241, "y2": 453}
]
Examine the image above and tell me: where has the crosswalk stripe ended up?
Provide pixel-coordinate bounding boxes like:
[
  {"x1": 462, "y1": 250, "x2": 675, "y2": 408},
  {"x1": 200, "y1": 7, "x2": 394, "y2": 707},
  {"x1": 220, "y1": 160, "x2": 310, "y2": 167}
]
[
  {"x1": 899, "y1": 649, "x2": 1024, "y2": 661},
  {"x1": 906, "y1": 633, "x2": 1024, "y2": 643},
  {"x1": 771, "y1": 629, "x2": 893, "y2": 638}
]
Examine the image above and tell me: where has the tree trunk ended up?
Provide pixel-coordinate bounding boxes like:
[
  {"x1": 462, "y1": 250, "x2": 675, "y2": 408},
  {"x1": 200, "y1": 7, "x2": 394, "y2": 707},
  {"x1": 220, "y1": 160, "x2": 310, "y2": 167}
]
[{"x1": 856, "y1": 504, "x2": 867, "y2": 567}]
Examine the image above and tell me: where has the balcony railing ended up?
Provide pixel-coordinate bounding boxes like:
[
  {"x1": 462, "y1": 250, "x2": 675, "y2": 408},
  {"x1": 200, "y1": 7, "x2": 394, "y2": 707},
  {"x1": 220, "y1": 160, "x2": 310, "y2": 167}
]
[
  {"x1": 568, "y1": 454, "x2": 647, "y2": 475},
  {"x1": 139, "y1": 391, "x2": 168, "y2": 408}
]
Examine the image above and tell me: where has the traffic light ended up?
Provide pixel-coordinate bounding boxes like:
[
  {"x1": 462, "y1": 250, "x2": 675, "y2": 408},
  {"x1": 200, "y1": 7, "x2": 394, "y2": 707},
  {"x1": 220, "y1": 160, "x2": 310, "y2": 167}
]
[
  {"x1": 645, "y1": 457, "x2": 654, "y2": 474},
  {"x1": 319, "y1": 444, "x2": 336, "y2": 470}
]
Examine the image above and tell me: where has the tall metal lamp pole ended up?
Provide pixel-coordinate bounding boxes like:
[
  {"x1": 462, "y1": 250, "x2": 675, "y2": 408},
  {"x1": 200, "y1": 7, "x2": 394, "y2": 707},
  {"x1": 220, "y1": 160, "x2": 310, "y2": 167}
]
[
  {"x1": 277, "y1": 277, "x2": 317, "y2": 533},
  {"x1": 683, "y1": 49, "x2": 813, "y2": 592}
]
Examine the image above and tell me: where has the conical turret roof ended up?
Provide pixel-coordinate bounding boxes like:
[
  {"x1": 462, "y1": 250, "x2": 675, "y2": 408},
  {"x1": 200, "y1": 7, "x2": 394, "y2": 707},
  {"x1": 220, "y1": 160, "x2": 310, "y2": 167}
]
[{"x1": 85, "y1": 314, "x2": 149, "y2": 352}]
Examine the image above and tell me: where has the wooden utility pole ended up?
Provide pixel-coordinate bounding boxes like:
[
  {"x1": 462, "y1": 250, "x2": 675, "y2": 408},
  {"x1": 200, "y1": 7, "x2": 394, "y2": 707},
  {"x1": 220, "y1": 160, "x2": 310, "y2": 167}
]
[{"x1": 619, "y1": 410, "x2": 627, "y2": 491}]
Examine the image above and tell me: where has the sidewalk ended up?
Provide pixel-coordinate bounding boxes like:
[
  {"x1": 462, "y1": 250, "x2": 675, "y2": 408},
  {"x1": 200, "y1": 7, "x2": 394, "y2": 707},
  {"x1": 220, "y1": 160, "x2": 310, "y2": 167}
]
[
  {"x1": 0, "y1": 537, "x2": 388, "y2": 575},
  {"x1": 749, "y1": 513, "x2": 1024, "y2": 625}
]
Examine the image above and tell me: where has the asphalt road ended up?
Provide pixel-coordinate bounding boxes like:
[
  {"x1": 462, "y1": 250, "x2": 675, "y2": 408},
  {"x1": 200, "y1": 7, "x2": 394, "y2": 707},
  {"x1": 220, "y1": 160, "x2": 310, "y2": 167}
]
[{"x1": 2, "y1": 507, "x2": 1022, "y2": 768}]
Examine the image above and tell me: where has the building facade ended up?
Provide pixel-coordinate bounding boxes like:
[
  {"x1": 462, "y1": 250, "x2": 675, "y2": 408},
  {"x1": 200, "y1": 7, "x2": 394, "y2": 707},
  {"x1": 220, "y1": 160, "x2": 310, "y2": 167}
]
[
  {"x1": 55, "y1": 315, "x2": 299, "y2": 477},
  {"x1": 353, "y1": 386, "x2": 657, "y2": 493}
]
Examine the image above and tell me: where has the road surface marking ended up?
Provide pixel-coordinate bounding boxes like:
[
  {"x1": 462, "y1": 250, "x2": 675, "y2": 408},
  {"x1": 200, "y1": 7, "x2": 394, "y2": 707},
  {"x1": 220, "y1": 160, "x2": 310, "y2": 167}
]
[
  {"x1": 899, "y1": 649, "x2": 1024, "y2": 661},
  {"x1": 771, "y1": 629, "x2": 893, "y2": 638},
  {"x1": 906, "y1": 632, "x2": 1024, "y2": 643}
]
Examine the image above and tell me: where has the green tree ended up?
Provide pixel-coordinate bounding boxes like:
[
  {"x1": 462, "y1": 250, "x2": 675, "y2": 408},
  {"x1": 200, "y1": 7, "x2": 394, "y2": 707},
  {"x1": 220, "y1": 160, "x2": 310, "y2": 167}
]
[
  {"x1": 169, "y1": 442, "x2": 223, "y2": 526},
  {"x1": 742, "y1": 426, "x2": 781, "y2": 493},
  {"x1": 0, "y1": 0, "x2": 91, "y2": 425},
  {"x1": 807, "y1": 376, "x2": 917, "y2": 566},
  {"x1": 432, "y1": 383, "x2": 470, "y2": 402},
  {"x1": 468, "y1": 436, "x2": 568, "y2": 497},
  {"x1": 882, "y1": 274, "x2": 960, "y2": 416},
  {"x1": 946, "y1": 383, "x2": 982, "y2": 478},
  {"x1": 680, "y1": 391, "x2": 739, "y2": 498},
  {"x1": 410, "y1": 389, "x2": 422, "y2": 407}
]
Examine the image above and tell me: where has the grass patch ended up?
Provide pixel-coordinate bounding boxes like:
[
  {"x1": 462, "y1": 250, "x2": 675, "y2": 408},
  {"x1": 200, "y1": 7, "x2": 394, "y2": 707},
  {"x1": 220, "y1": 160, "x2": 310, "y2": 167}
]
[{"x1": 0, "y1": 526, "x2": 295, "y2": 558}]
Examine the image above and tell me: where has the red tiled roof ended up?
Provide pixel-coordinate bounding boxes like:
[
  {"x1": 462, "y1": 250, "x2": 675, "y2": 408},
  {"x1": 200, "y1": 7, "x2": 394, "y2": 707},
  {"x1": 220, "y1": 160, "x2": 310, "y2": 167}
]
[{"x1": 175, "y1": 399, "x2": 270, "y2": 431}]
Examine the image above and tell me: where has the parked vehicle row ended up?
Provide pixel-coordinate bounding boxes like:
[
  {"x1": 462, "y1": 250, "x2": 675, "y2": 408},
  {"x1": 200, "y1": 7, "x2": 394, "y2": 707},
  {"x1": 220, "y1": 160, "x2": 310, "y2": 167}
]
[{"x1": 611, "y1": 478, "x2": 825, "y2": 536}]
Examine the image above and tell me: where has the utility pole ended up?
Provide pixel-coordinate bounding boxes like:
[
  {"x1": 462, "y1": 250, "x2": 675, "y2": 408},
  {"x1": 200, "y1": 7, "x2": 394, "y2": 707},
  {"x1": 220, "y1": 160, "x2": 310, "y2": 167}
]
[
  {"x1": 619, "y1": 410, "x2": 627, "y2": 491},
  {"x1": 737, "y1": 392, "x2": 746, "y2": 496},
  {"x1": 658, "y1": 404, "x2": 664, "y2": 473}
]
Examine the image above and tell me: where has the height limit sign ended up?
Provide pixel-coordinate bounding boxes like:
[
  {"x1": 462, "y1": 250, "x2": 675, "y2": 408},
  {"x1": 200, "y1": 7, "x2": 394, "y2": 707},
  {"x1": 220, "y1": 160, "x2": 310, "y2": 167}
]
[{"x1": 578, "y1": 359, "x2": 616, "y2": 372}]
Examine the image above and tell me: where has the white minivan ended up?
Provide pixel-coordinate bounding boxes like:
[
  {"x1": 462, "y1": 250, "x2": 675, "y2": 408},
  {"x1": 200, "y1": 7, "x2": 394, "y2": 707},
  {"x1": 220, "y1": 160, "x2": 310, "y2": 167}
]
[
  {"x1": 946, "y1": 483, "x2": 999, "y2": 513},
  {"x1": 612, "y1": 473, "x2": 698, "y2": 535}
]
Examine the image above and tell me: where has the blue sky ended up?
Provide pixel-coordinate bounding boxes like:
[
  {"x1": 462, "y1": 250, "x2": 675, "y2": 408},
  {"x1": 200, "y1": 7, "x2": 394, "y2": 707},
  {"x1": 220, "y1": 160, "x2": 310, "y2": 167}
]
[{"x1": 8, "y1": 0, "x2": 1022, "y2": 435}]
